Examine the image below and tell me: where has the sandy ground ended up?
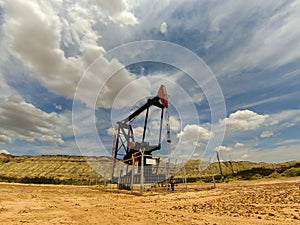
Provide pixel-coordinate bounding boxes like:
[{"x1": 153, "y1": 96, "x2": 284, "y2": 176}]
[{"x1": 0, "y1": 178, "x2": 299, "y2": 225}]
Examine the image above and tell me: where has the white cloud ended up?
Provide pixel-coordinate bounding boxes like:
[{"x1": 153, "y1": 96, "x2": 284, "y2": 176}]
[
  {"x1": 1, "y1": 0, "x2": 299, "y2": 160},
  {"x1": 241, "y1": 154, "x2": 249, "y2": 159},
  {"x1": 133, "y1": 126, "x2": 144, "y2": 139},
  {"x1": 131, "y1": 1, "x2": 300, "y2": 76},
  {"x1": 0, "y1": 95, "x2": 67, "y2": 144},
  {"x1": 2, "y1": 0, "x2": 141, "y2": 109},
  {"x1": 54, "y1": 104, "x2": 62, "y2": 110},
  {"x1": 209, "y1": 1, "x2": 300, "y2": 75},
  {"x1": 0, "y1": 72, "x2": 16, "y2": 97},
  {"x1": 216, "y1": 145, "x2": 232, "y2": 152},
  {"x1": 169, "y1": 116, "x2": 180, "y2": 132},
  {"x1": 245, "y1": 143, "x2": 300, "y2": 163},
  {"x1": 92, "y1": 0, "x2": 138, "y2": 25},
  {"x1": 221, "y1": 109, "x2": 269, "y2": 131},
  {"x1": 13, "y1": 141, "x2": 81, "y2": 156},
  {"x1": 106, "y1": 127, "x2": 115, "y2": 137},
  {"x1": 177, "y1": 124, "x2": 211, "y2": 142},
  {"x1": 260, "y1": 131, "x2": 274, "y2": 138},
  {"x1": 75, "y1": 56, "x2": 147, "y2": 108},
  {"x1": 0, "y1": 149, "x2": 10, "y2": 155},
  {"x1": 3, "y1": 1, "x2": 81, "y2": 96},
  {"x1": 106, "y1": 125, "x2": 145, "y2": 140},
  {"x1": 234, "y1": 93, "x2": 297, "y2": 111},
  {"x1": 160, "y1": 21, "x2": 168, "y2": 35},
  {"x1": 273, "y1": 139, "x2": 300, "y2": 148},
  {"x1": 72, "y1": 107, "x2": 114, "y2": 156},
  {"x1": 234, "y1": 142, "x2": 244, "y2": 148},
  {"x1": 270, "y1": 109, "x2": 300, "y2": 128}
]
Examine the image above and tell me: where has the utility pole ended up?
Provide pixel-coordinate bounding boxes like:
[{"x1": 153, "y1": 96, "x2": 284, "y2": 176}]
[
  {"x1": 216, "y1": 151, "x2": 224, "y2": 181},
  {"x1": 228, "y1": 154, "x2": 235, "y2": 176},
  {"x1": 209, "y1": 157, "x2": 216, "y2": 188}
]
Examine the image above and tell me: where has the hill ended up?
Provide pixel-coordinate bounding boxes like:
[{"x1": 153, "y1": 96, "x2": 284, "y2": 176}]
[
  {"x1": 0, "y1": 154, "x2": 113, "y2": 184},
  {"x1": 177, "y1": 159, "x2": 300, "y2": 182},
  {"x1": 0, "y1": 153, "x2": 299, "y2": 184}
]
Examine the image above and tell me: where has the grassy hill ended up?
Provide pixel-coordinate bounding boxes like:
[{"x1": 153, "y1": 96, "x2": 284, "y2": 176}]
[
  {"x1": 1, "y1": 153, "x2": 299, "y2": 185},
  {"x1": 0, "y1": 154, "x2": 113, "y2": 184},
  {"x1": 176, "y1": 159, "x2": 300, "y2": 182}
]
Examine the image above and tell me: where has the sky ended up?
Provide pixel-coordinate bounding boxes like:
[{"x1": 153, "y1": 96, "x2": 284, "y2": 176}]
[{"x1": 0, "y1": 0, "x2": 300, "y2": 163}]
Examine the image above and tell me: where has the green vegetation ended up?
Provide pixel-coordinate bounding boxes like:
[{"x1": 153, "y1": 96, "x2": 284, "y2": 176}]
[
  {"x1": 0, "y1": 153, "x2": 299, "y2": 185},
  {"x1": 0, "y1": 175, "x2": 106, "y2": 185},
  {"x1": 268, "y1": 171, "x2": 281, "y2": 179},
  {"x1": 176, "y1": 159, "x2": 300, "y2": 183},
  {"x1": 282, "y1": 167, "x2": 300, "y2": 177},
  {"x1": 0, "y1": 153, "x2": 111, "y2": 185}
]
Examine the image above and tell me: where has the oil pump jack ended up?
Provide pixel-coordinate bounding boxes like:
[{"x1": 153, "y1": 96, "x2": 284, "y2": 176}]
[{"x1": 111, "y1": 85, "x2": 171, "y2": 184}]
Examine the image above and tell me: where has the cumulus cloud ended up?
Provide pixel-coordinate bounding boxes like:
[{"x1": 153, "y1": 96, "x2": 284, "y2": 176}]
[
  {"x1": 234, "y1": 142, "x2": 244, "y2": 148},
  {"x1": 74, "y1": 57, "x2": 149, "y2": 108},
  {"x1": 0, "y1": 149, "x2": 10, "y2": 155},
  {"x1": 177, "y1": 124, "x2": 211, "y2": 142},
  {"x1": 133, "y1": 126, "x2": 144, "y2": 139},
  {"x1": 216, "y1": 145, "x2": 232, "y2": 152},
  {"x1": 107, "y1": 109, "x2": 179, "y2": 143},
  {"x1": 106, "y1": 125, "x2": 144, "y2": 139},
  {"x1": 3, "y1": 1, "x2": 83, "y2": 97},
  {"x1": 2, "y1": 0, "x2": 142, "y2": 109},
  {"x1": 0, "y1": 95, "x2": 67, "y2": 144},
  {"x1": 221, "y1": 109, "x2": 269, "y2": 131},
  {"x1": 160, "y1": 21, "x2": 168, "y2": 35},
  {"x1": 93, "y1": 0, "x2": 138, "y2": 25},
  {"x1": 169, "y1": 116, "x2": 180, "y2": 132}
]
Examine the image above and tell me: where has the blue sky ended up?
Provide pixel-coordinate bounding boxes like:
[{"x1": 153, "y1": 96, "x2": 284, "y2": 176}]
[{"x1": 0, "y1": 0, "x2": 299, "y2": 163}]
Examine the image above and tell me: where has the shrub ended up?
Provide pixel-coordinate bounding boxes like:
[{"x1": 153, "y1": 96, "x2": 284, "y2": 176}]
[
  {"x1": 282, "y1": 167, "x2": 300, "y2": 177},
  {"x1": 268, "y1": 171, "x2": 281, "y2": 178},
  {"x1": 18, "y1": 176, "x2": 61, "y2": 184},
  {"x1": 249, "y1": 173, "x2": 263, "y2": 180}
]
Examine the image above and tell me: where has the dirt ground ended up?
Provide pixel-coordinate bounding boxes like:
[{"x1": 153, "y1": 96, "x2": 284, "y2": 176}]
[{"x1": 0, "y1": 178, "x2": 299, "y2": 225}]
